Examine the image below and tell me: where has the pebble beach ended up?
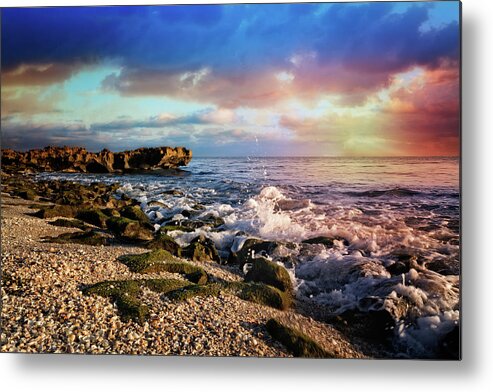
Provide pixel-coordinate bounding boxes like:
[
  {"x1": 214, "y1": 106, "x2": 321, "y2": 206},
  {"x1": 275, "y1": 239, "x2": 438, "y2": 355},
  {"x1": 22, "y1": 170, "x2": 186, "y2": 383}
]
[{"x1": 1, "y1": 194, "x2": 367, "y2": 358}]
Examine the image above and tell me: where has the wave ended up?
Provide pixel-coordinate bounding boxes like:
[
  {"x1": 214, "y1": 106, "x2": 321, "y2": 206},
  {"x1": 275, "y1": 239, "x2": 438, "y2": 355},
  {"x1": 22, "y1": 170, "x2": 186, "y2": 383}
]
[
  {"x1": 344, "y1": 187, "x2": 421, "y2": 198},
  {"x1": 35, "y1": 168, "x2": 460, "y2": 358}
]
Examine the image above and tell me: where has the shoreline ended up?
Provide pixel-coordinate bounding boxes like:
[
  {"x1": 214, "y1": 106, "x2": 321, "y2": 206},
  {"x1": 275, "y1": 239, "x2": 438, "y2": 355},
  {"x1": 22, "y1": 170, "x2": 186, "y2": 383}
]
[{"x1": 0, "y1": 174, "x2": 370, "y2": 358}]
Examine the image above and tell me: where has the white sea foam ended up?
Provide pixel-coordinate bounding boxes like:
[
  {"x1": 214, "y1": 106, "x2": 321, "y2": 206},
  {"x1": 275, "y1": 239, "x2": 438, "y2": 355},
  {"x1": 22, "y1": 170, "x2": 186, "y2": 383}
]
[{"x1": 35, "y1": 157, "x2": 459, "y2": 357}]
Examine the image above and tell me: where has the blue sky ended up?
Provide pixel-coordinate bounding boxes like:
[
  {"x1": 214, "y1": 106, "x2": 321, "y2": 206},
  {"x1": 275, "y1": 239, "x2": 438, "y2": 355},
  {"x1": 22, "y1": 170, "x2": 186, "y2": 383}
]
[{"x1": 1, "y1": 2, "x2": 460, "y2": 156}]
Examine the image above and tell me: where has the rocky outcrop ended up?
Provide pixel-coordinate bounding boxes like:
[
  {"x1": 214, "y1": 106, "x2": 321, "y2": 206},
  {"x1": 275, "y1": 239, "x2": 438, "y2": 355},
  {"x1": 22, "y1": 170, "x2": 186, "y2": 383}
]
[{"x1": 1, "y1": 146, "x2": 192, "y2": 174}]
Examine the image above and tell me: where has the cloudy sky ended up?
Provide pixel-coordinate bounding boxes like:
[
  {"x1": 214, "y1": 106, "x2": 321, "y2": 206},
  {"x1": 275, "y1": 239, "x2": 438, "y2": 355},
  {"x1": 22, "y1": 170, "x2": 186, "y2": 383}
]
[{"x1": 1, "y1": 1, "x2": 460, "y2": 156}]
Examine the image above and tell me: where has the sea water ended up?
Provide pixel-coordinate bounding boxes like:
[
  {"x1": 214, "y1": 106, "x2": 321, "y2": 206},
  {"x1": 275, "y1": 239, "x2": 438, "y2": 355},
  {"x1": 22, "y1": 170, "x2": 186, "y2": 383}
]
[{"x1": 37, "y1": 156, "x2": 460, "y2": 357}]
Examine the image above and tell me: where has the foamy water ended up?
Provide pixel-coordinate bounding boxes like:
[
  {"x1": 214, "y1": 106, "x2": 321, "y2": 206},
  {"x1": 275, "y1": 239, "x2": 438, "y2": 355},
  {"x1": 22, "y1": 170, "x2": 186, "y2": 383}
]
[{"x1": 37, "y1": 156, "x2": 460, "y2": 357}]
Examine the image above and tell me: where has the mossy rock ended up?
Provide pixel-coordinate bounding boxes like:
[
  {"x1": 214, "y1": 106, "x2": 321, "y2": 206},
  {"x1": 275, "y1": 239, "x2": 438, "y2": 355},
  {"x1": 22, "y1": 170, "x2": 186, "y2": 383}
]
[
  {"x1": 118, "y1": 251, "x2": 208, "y2": 283},
  {"x1": 142, "y1": 278, "x2": 193, "y2": 294},
  {"x1": 146, "y1": 232, "x2": 182, "y2": 256},
  {"x1": 34, "y1": 204, "x2": 79, "y2": 219},
  {"x1": 83, "y1": 280, "x2": 141, "y2": 297},
  {"x1": 107, "y1": 216, "x2": 154, "y2": 241},
  {"x1": 118, "y1": 249, "x2": 178, "y2": 273},
  {"x1": 159, "y1": 262, "x2": 208, "y2": 284},
  {"x1": 232, "y1": 238, "x2": 282, "y2": 267},
  {"x1": 165, "y1": 283, "x2": 222, "y2": 302},
  {"x1": 160, "y1": 225, "x2": 194, "y2": 233},
  {"x1": 47, "y1": 230, "x2": 112, "y2": 246},
  {"x1": 226, "y1": 282, "x2": 292, "y2": 310},
  {"x1": 102, "y1": 208, "x2": 121, "y2": 217},
  {"x1": 120, "y1": 205, "x2": 151, "y2": 226},
  {"x1": 265, "y1": 319, "x2": 333, "y2": 358},
  {"x1": 15, "y1": 189, "x2": 37, "y2": 200},
  {"x1": 82, "y1": 280, "x2": 148, "y2": 323},
  {"x1": 76, "y1": 208, "x2": 108, "y2": 228},
  {"x1": 244, "y1": 257, "x2": 292, "y2": 293},
  {"x1": 49, "y1": 218, "x2": 89, "y2": 230},
  {"x1": 183, "y1": 235, "x2": 220, "y2": 263}
]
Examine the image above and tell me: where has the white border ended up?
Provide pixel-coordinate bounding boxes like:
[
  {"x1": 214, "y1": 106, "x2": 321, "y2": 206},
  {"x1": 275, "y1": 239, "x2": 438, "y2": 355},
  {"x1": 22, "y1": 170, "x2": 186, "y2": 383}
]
[{"x1": 2, "y1": 0, "x2": 493, "y2": 391}]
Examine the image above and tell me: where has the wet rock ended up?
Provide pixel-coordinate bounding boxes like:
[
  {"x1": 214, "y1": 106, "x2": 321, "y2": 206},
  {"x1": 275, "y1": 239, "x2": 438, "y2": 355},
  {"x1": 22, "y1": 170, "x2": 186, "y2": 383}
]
[
  {"x1": 334, "y1": 309, "x2": 396, "y2": 342},
  {"x1": 226, "y1": 282, "x2": 292, "y2": 310},
  {"x1": 146, "y1": 232, "x2": 182, "y2": 256},
  {"x1": 183, "y1": 234, "x2": 220, "y2": 263},
  {"x1": 437, "y1": 324, "x2": 460, "y2": 359},
  {"x1": 302, "y1": 236, "x2": 349, "y2": 247},
  {"x1": 76, "y1": 208, "x2": 109, "y2": 228},
  {"x1": 148, "y1": 200, "x2": 170, "y2": 209},
  {"x1": 107, "y1": 216, "x2": 154, "y2": 241},
  {"x1": 119, "y1": 205, "x2": 152, "y2": 227},
  {"x1": 386, "y1": 261, "x2": 410, "y2": 275},
  {"x1": 244, "y1": 257, "x2": 292, "y2": 293},
  {"x1": 425, "y1": 258, "x2": 458, "y2": 276},
  {"x1": 232, "y1": 238, "x2": 283, "y2": 267}
]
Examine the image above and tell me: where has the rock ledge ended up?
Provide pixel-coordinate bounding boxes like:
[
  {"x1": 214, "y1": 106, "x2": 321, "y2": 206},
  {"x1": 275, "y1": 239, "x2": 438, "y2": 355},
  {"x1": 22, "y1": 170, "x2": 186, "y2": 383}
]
[{"x1": 1, "y1": 146, "x2": 192, "y2": 173}]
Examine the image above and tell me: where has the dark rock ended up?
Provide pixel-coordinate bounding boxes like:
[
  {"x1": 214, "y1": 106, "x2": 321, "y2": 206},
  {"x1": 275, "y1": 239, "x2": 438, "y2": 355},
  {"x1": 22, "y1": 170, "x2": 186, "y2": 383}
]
[
  {"x1": 34, "y1": 205, "x2": 79, "y2": 219},
  {"x1": 1, "y1": 145, "x2": 192, "y2": 174},
  {"x1": 386, "y1": 261, "x2": 410, "y2": 275},
  {"x1": 437, "y1": 324, "x2": 460, "y2": 359},
  {"x1": 183, "y1": 235, "x2": 220, "y2": 263},
  {"x1": 76, "y1": 208, "x2": 108, "y2": 228},
  {"x1": 302, "y1": 236, "x2": 349, "y2": 247},
  {"x1": 233, "y1": 238, "x2": 282, "y2": 267},
  {"x1": 226, "y1": 282, "x2": 292, "y2": 310},
  {"x1": 101, "y1": 208, "x2": 120, "y2": 217},
  {"x1": 181, "y1": 210, "x2": 191, "y2": 218},
  {"x1": 146, "y1": 232, "x2": 182, "y2": 256},
  {"x1": 49, "y1": 218, "x2": 89, "y2": 230},
  {"x1": 15, "y1": 189, "x2": 37, "y2": 200},
  {"x1": 425, "y1": 258, "x2": 458, "y2": 276},
  {"x1": 244, "y1": 257, "x2": 292, "y2": 293},
  {"x1": 120, "y1": 205, "x2": 151, "y2": 227},
  {"x1": 266, "y1": 319, "x2": 333, "y2": 358},
  {"x1": 334, "y1": 309, "x2": 396, "y2": 342},
  {"x1": 107, "y1": 216, "x2": 154, "y2": 241}
]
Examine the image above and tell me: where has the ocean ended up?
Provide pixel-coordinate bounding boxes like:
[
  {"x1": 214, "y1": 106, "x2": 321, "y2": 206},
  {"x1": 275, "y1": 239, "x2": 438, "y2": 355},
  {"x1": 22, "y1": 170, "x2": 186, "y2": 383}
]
[{"x1": 37, "y1": 156, "x2": 460, "y2": 357}]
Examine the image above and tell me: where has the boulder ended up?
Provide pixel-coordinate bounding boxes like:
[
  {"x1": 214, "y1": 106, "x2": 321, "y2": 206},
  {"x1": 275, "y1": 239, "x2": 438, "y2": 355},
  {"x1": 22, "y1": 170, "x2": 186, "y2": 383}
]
[
  {"x1": 231, "y1": 238, "x2": 282, "y2": 267},
  {"x1": 244, "y1": 257, "x2": 292, "y2": 293},
  {"x1": 76, "y1": 208, "x2": 109, "y2": 228},
  {"x1": 146, "y1": 232, "x2": 182, "y2": 256},
  {"x1": 183, "y1": 234, "x2": 220, "y2": 263},
  {"x1": 34, "y1": 205, "x2": 79, "y2": 219},
  {"x1": 265, "y1": 319, "x2": 333, "y2": 358},
  {"x1": 119, "y1": 205, "x2": 151, "y2": 227},
  {"x1": 107, "y1": 216, "x2": 154, "y2": 241}
]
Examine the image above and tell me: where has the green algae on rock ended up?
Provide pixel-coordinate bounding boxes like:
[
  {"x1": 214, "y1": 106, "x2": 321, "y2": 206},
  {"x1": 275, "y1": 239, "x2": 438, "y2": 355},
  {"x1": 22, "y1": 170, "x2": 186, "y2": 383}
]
[
  {"x1": 266, "y1": 319, "x2": 334, "y2": 358},
  {"x1": 244, "y1": 257, "x2": 292, "y2": 293}
]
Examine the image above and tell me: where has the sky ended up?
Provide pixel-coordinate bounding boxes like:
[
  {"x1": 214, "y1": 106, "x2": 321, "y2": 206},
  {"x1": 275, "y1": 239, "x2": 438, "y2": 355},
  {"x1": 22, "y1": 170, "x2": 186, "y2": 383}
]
[{"x1": 1, "y1": 1, "x2": 460, "y2": 157}]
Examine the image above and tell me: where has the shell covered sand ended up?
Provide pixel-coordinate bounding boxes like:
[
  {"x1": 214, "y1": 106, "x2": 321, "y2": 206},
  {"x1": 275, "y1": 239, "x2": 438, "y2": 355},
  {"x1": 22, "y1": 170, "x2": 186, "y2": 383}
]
[{"x1": 0, "y1": 196, "x2": 366, "y2": 358}]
